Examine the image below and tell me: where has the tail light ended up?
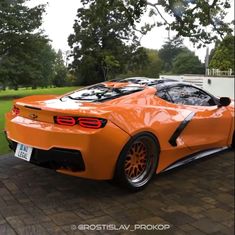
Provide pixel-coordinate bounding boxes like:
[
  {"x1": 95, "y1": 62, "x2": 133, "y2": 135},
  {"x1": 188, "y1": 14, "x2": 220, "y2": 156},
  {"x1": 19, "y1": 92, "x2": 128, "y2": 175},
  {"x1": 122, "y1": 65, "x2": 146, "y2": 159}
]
[
  {"x1": 54, "y1": 116, "x2": 107, "y2": 129},
  {"x1": 78, "y1": 117, "x2": 103, "y2": 129},
  {"x1": 55, "y1": 116, "x2": 76, "y2": 126},
  {"x1": 12, "y1": 105, "x2": 20, "y2": 116}
]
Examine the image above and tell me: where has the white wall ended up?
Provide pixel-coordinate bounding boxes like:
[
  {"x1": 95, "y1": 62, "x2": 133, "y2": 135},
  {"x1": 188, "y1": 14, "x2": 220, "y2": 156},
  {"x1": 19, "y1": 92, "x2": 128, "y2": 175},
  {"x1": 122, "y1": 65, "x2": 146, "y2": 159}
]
[
  {"x1": 203, "y1": 77, "x2": 234, "y2": 99},
  {"x1": 160, "y1": 75, "x2": 234, "y2": 99}
]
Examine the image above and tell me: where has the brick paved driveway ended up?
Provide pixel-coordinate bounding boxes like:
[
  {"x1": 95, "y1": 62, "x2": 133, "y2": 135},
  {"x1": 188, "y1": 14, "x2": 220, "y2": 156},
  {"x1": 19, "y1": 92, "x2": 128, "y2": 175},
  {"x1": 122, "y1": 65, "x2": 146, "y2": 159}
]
[{"x1": 0, "y1": 150, "x2": 234, "y2": 235}]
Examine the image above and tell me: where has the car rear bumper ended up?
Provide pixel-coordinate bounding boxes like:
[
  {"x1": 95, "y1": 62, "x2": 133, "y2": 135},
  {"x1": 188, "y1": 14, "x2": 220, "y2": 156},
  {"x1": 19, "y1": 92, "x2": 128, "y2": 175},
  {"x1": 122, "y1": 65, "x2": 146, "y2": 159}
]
[
  {"x1": 5, "y1": 137, "x2": 86, "y2": 172},
  {"x1": 5, "y1": 113, "x2": 130, "y2": 180}
]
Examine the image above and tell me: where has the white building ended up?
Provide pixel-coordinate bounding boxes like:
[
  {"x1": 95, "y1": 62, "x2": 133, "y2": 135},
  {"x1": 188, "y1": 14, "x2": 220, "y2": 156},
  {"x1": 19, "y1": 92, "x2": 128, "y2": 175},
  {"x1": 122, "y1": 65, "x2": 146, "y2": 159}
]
[{"x1": 160, "y1": 74, "x2": 234, "y2": 99}]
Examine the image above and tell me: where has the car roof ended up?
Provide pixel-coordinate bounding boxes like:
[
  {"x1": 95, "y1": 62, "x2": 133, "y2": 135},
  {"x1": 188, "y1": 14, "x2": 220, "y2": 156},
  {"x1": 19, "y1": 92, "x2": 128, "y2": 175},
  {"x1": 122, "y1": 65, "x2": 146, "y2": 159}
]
[
  {"x1": 114, "y1": 77, "x2": 187, "y2": 90},
  {"x1": 66, "y1": 78, "x2": 202, "y2": 103},
  {"x1": 118, "y1": 78, "x2": 217, "y2": 99}
]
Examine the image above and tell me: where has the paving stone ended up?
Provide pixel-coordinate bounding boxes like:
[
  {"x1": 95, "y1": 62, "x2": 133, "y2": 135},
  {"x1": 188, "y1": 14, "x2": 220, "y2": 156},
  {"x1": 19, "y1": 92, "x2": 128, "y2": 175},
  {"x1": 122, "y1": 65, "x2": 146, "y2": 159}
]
[
  {"x1": 0, "y1": 150, "x2": 233, "y2": 234},
  {"x1": 204, "y1": 208, "x2": 233, "y2": 221},
  {"x1": 85, "y1": 215, "x2": 117, "y2": 225},
  {"x1": 17, "y1": 224, "x2": 49, "y2": 235},
  {"x1": 0, "y1": 173, "x2": 9, "y2": 180},
  {"x1": 0, "y1": 205, "x2": 27, "y2": 217},
  {"x1": 19, "y1": 214, "x2": 40, "y2": 225},
  {"x1": 222, "y1": 226, "x2": 234, "y2": 235},
  {"x1": 6, "y1": 216, "x2": 25, "y2": 229},
  {"x1": 0, "y1": 187, "x2": 11, "y2": 197},
  {"x1": 200, "y1": 196, "x2": 217, "y2": 204},
  {"x1": 186, "y1": 229, "x2": 206, "y2": 235},
  {"x1": 41, "y1": 221, "x2": 67, "y2": 235},
  {"x1": 0, "y1": 198, "x2": 7, "y2": 208},
  {"x1": 50, "y1": 212, "x2": 80, "y2": 226},
  {"x1": 0, "y1": 214, "x2": 5, "y2": 225},
  {"x1": 139, "y1": 216, "x2": 170, "y2": 225},
  {"x1": 192, "y1": 217, "x2": 228, "y2": 234},
  {"x1": 188, "y1": 213, "x2": 205, "y2": 220},
  {"x1": 43, "y1": 208, "x2": 58, "y2": 215},
  {"x1": 161, "y1": 211, "x2": 195, "y2": 226},
  {"x1": 221, "y1": 218, "x2": 234, "y2": 228},
  {"x1": 179, "y1": 224, "x2": 197, "y2": 232},
  {"x1": 2, "y1": 180, "x2": 20, "y2": 193},
  {"x1": 0, "y1": 223, "x2": 17, "y2": 235},
  {"x1": 216, "y1": 193, "x2": 234, "y2": 204},
  {"x1": 74, "y1": 208, "x2": 104, "y2": 220}
]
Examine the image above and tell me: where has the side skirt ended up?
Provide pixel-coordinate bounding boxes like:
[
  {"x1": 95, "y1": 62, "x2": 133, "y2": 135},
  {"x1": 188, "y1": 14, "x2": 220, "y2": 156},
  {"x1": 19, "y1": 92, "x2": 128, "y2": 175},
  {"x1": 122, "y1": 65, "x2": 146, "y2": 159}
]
[{"x1": 161, "y1": 147, "x2": 229, "y2": 172}]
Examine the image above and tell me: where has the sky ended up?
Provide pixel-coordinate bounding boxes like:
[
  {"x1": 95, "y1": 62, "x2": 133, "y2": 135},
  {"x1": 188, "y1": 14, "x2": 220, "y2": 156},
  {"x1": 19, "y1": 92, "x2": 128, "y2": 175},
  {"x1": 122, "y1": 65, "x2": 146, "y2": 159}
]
[{"x1": 28, "y1": 0, "x2": 234, "y2": 62}]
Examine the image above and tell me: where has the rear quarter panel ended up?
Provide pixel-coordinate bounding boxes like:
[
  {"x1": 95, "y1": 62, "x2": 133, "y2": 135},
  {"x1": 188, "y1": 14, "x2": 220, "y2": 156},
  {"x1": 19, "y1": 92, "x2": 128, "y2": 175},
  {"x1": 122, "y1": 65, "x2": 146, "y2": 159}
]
[{"x1": 107, "y1": 94, "x2": 195, "y2": 172}]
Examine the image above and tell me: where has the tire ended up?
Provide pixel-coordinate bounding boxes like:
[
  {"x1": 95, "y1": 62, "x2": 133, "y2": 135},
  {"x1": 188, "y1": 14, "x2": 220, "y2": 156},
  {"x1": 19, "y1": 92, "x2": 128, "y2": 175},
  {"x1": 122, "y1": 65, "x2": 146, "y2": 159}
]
[{"x1": 114, "y1": 133, "x2": 160, "y2": 191}]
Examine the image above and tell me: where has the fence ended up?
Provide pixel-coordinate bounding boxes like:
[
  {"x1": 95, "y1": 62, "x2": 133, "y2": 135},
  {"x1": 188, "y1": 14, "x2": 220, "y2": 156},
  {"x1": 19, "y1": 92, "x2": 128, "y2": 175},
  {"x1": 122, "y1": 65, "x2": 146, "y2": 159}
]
[{"x1": 206, "y1": 68, "x2": 233, "y2": 76}]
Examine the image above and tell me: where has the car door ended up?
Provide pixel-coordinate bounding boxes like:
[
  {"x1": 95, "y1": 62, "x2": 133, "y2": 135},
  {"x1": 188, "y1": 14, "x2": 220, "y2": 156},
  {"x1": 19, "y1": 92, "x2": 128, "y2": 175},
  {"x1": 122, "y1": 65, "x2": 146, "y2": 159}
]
[{"x1": 165, "y1": 85, "x2": 233, "y2": 151}]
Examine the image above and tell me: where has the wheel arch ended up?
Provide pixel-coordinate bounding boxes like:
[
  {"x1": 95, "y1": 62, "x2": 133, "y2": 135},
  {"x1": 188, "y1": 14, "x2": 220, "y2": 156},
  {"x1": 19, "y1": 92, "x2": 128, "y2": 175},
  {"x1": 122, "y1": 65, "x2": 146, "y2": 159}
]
[
  {"x1": 114, "y1": 130, "x2": 161, "y2": 176},
  {"x1": 129, "y1": 129, "x2": 162, "y2": 151},
  {"x1": 113, "y1": 131, "x2": 161, "y2": 190}
]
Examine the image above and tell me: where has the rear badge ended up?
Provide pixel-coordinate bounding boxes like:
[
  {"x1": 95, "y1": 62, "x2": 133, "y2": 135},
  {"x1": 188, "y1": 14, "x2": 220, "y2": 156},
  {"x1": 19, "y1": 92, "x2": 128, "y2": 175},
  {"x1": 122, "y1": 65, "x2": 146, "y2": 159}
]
[{"x1": 29, "y1": 114, "x2": 38, "y2": 120}]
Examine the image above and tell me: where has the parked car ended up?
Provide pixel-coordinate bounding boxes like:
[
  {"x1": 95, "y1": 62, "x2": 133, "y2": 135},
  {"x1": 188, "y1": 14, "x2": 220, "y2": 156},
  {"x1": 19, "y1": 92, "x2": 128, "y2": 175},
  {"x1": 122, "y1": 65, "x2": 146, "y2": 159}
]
[{"x1": 4, "y1": 78, "x2": 235, "y2": 191}]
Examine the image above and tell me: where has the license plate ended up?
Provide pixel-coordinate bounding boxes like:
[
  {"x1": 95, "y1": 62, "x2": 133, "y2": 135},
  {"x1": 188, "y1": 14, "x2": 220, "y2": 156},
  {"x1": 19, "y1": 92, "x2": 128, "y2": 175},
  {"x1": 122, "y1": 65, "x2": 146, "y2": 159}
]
[{"x1": 15, "y1": 143, "x2": 33, "y2": 162}]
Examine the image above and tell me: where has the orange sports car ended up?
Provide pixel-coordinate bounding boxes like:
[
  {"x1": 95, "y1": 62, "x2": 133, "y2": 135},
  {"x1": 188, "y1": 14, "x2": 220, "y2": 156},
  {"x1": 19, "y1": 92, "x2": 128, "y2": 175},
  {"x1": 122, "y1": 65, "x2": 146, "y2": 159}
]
[{"x1": 4, "y1": 78, "x2": 235, "y2": 190}]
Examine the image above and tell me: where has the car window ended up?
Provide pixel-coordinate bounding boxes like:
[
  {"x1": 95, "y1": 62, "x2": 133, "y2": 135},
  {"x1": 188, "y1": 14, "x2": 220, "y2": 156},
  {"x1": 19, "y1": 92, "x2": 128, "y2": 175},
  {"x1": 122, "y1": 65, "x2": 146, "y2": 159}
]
[
  {"x1": 157, "y1": 90, "x2": 172, "y2": 103},
  {"x1": 167, "y1": 86, "x2": 216, "y2": 106}
]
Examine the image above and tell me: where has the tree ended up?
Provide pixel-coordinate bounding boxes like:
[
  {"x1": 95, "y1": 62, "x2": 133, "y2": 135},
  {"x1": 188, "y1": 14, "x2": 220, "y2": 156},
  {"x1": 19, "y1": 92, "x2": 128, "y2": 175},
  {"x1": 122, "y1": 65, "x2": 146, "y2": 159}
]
[
  {"x1": 68, "y1": 0, "x2": 146, "y2": 85},
  {"x1": 172, "y1": 50, "x2": 204, "y2": 74},
  {"x1": 36, "y1": 43, "x2": 59, "y2": 88},
  {"x1": 53, "y1": 50, "x2": 68, "y2": 87},
  {"x1": 0, "y1": 0, "x2": 47, "y2": 89},
  {"x1": 125, "y1": 48, "x2": 163, "y2": 78},
  {"x1": 124, "y1": 47, "x2": 149, "y2": 76},
  {"x1": 209, "y1": 35, "x2": 234, "y2": 71},
  {"x1": 0, "y1": 0, "x2": 46, "y2": 56},
  {"x1": 0, "y1": 34, "x2": 50, "y2": 89},
  {"x1": 159, "y1": 37, "x2": 185, "y2": 72},
  {"x1": 133, "y1": 0, "x2": 233, "y2": 47},
  {"x1": 69, "y1": 0, "x2": 232, "y2": 85},
  {"x1": 144, "y1": 49, "x2": 163, "y2": 77}
]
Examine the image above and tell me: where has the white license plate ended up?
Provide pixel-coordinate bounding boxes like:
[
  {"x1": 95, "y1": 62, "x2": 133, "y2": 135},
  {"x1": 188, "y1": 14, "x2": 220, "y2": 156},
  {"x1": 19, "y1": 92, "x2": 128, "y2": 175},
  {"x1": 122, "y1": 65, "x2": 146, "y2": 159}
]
[{"x1": 15, "y1": 143, "x2": 33, "y2": 162}]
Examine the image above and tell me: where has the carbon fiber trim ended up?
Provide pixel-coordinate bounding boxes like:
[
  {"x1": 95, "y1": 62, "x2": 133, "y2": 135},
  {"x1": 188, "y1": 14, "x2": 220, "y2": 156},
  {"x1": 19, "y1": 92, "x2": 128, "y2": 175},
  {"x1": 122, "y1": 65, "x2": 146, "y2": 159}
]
[{"x1": 169, "y1": 112, "x2": 195, "y2": 147}]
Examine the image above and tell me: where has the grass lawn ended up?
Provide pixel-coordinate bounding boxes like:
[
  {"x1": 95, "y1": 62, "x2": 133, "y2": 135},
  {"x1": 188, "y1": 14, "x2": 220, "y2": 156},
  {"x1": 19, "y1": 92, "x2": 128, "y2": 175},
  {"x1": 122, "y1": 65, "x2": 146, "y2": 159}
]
[{"x1": 0, "y1": 86, "x2": 78, "y2": 155}]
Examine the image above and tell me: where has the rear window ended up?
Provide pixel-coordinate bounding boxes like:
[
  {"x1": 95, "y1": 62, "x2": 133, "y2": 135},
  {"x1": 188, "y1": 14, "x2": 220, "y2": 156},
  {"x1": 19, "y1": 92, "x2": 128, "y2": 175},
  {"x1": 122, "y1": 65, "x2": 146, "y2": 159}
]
[{"x1": 62, "y1": 83, "x2": 144, "y2": 102}]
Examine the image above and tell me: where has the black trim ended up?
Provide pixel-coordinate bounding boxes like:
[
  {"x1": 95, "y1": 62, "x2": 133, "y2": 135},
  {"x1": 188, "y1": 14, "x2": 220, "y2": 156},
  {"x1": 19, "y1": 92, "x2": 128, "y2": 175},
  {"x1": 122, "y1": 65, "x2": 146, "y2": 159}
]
[
  {"x1": 24, "y1": 105, "x2": 42, "y2": 110},
  {"x1": 161, "y1": 147, "x2": 228, "y2": 172},
  {"x1": 4, "y1": 131, "x2": 17, "y2": 150},
  {"x1": 169, "y1": 112, "x2": 195, "y2": 147},
  {"x1": 5, "y1": 137, "x2": 85, "y2": 172},
  {"x1": 30, "y1": 147, "x2": 85, "y2": 172}
]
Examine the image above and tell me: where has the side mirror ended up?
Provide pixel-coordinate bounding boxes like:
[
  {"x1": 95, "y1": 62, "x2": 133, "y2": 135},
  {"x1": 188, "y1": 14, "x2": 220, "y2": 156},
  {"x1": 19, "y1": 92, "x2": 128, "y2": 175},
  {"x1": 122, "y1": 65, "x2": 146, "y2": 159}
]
[{"x1": 218, "y1": 97, "x2": 231, "y2": 107}]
